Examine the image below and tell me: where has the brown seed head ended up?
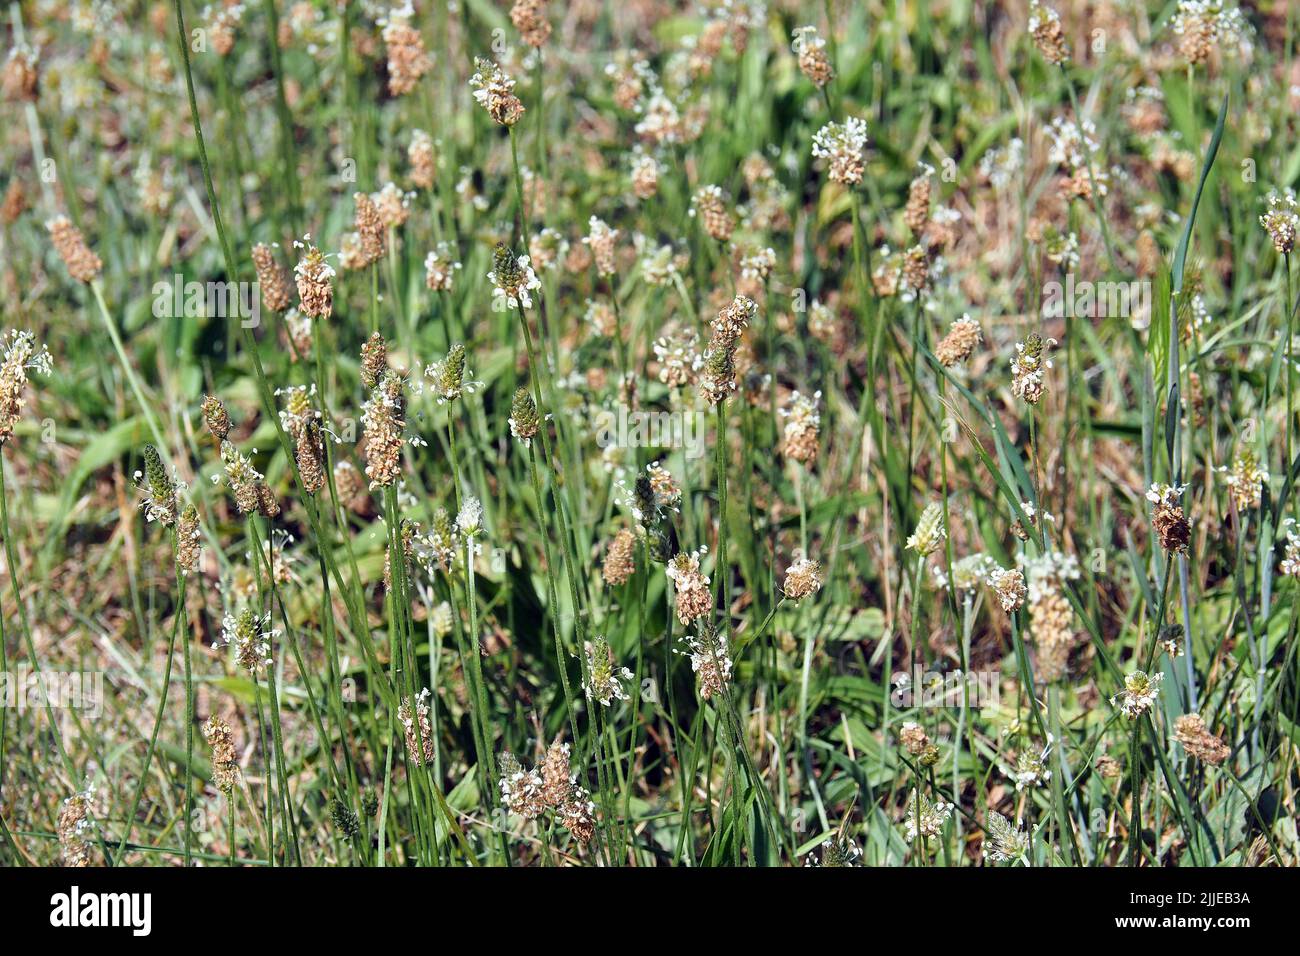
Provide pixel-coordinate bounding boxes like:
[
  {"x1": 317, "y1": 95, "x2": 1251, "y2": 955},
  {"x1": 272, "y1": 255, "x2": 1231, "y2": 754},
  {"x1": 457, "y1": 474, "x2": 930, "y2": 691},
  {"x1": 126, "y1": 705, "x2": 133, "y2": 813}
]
[
  {"x1": 381, "y1": 7, "x2": 432, "y2": 96},
  {"x1": 252, "y1": 243, "x2": 292, "y2": 313},
  {"x1": 1173, "y1": 713, "x2": 1229, "y2": 764},
  {"x1": 353, "y1": 192, "x2": 387, "y2": 265},
  {"x1": 692, "y1": 185, "x2": 734, "y2": 242},
  {"x1": 361, "y1": 332, "x2": 387, "y2": 390},
  {"x1": 794, "y1": 26, "x2": 834, "y2": 87},
  {"x1": 2, "y1": 45, "x2": 38, "y2": 102},
  {"x1": 510, "y1": 0, "x2": 551, "y2": 47},
  {"x1": 935, "y1": 315, "x2": 982, "y2": 367},
  {"x1": 295, "y1": 240, "x2": 335, "y2": 319},
  {"x1": 202, "y1": 394, "x2": 231, "y2": 441},
  {"x1": 408, "y1": 129, "x2": 436, "y2": 189},
  {"x1": 203, "y1": 715, "x2": 241, "y2": 793},
  {"x1": 1029, "y1": 2, "x2": 1070, "y2": 65},
  {"x1": 46, "y1": 216, "x2": 102, "y2": 283},
  {"x1": 602, "y1": 528, "x2": 637, "y2": 587}
]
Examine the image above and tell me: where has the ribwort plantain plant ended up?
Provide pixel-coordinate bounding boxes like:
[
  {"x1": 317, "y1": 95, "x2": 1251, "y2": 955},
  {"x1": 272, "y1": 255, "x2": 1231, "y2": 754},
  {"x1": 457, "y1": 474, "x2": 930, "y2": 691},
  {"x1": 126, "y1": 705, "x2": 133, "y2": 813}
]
[{"x1": 6, "y1": 0, "x2": 1300, "y2": 873}]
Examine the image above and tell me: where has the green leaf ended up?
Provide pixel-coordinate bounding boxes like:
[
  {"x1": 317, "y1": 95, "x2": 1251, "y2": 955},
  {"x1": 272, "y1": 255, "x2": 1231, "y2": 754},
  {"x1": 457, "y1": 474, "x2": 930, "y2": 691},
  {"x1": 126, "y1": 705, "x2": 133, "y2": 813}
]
[{"x1": 1172, "y1": 92, "x2": 1228, "y2": 296}]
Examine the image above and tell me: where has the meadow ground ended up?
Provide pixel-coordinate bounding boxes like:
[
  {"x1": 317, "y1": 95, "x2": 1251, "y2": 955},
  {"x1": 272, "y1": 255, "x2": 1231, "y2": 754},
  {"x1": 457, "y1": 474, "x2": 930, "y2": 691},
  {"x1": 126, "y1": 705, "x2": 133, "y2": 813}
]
[{"x1": 0, "y1": 0, "x2": 1297, "y2": 869}]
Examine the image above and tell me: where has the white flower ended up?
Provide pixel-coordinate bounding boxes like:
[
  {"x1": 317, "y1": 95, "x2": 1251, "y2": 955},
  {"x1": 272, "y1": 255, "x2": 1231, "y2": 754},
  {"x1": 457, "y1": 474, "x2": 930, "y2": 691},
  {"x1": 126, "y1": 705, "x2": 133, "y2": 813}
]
[
  {"x1": 1280, "y1": 518, "x2": 1300, "y2": 577},
  {"x1": 1111, "y1": 670, "x2": 1163, "y2": 719},
  {"x1": 906, "y1": 502, "x2": 947, "y2": 556},
  {"x1": 811, "y1": 117, "x2": 869, "y2": 184},
  {"x1": 218, "y1": 609, "x2": 277, "y2": 672},
  {"x1": 582, "y1": 639, "x2": 634, "y2": 706},
  {"x1": 983, "y1": 811, "x2": 1030, "y2": 864},
  {"x1": 903, "y1": 789, "x2": 953, "y2": 841},
  {"x1": 979, "y1": 138, "x2": 1024, "y2": 188},
  {"x1": 802, "y1": 837, "x2": 861, "y2": 867},
  {"x1": 1005, "y1": 737, "x2": 1053, "y2": 791},
  {"x1": 935, "y1": 553, "x2": 999, "y2": 593},
  {"x1": 487, "y1": 255, "x2": 541, "y2": 310},
  {"x1": 456, "y1": 496, "x2": 484, "y2": 539},
  {"x1": 424, "y1": 243, "x2": 462, "y2": 291},
  {"x1": 1044, "y1": 115, "x2": 1099, "y2": 171},
  {"x1": 1145, "y1": 482, "x2": 1187, "y2": 508}
]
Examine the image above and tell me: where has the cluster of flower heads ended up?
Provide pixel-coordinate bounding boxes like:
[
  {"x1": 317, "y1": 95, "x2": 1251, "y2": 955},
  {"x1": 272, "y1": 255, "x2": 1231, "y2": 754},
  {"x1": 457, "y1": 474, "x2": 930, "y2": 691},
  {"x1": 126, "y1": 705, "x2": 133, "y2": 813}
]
[
  {"x1": 1111, "y1": 669, "x2": 1163, "y2": 719},
  {"x1": 407, "y1": 128, "x2": 436, "y2": 189},
  {"x1": 423, "y1": 241, "x2": 462, "y2": 291},
  {"x1": 0, "y1": 330, "x2": 53, "y2": 445},
  {"x1": 678, "y1": 616, "x2": 733, "y2": 701},
  {"x1": 811, "y1": 117, "x2": 868, "y2": 186},
  {"x1": 1218, "y1": 450, "x2": 1268, "y2": 511},
  {"x1": 340, "y1": 191, "x2": 387, "y2": 269},
  {"x1": 582, "y1": 637, "x2": 635, "y2": 706},
  {"x1": 46, "y1": 216, "x2": 102, "y2": 283},
  {"x1": 653, "y1": 326, "x2": 704, "y2": 389},
  {"x1": 425, "y1": 343, "x2": 482, "y2": 405},
  {"x1": 933, "y1": 552, "x2": 997, "y2": 595},
  {"x1": 803, "y1": 834, "x2": 861, "y2": 867},
  {"x1": 899, "y1": 721, "x2": 931, "y2": 758},
  {"x1": 508, "y1": 387, "x2": 543, "y2": 448},
  {"x1": 690, "y1": 184, "x2": 735, "y2": 242},
  {"x1": 1045, "y1": 115, "x2": 1107, "y2": 202},
  {"x1": 276, "y1": 0, "x2": 335, "y2": 54},
  {"x1": 583, "y1": 216, "x2": 620, "y2": 276},
  {"x1": 1010, "y1": 333, "x2": 1056, "y2": 406},
  {"x1": 783, "y1": 551, "x2": 824, "y2": 602},
  {"x1": 935, "y1": 314, "x2": 982, "y2": 367},
  {"x1": 219, "y1": 607, "x2": 277, "y2": 673},
  {"x1": 203, "y1": 714, "x2": 241, "y2": 793},
  {"x1": 469, "y1": 57, "x2": 525, "y2": 127},
  {"x1": 278, "y1": 384, "x2": 326, "y2": 495},
  {"x1": 1028, "y1": 1, "x2": 1069, "y2": 65},
  {"x1": 510, "y1": 0, "x2": 551, "y2": 48},
  {"x1": 1259, "y1": 188, "x2": 1299, "y2": 255},
  {"x1": 1170, "y1": 0, "x2": 1253, "y2": 66},
  {"x1": 176, "y1": 504, "x2": 202, "y2": 575},
  {"x1": 1280, "y1": 518, "x2": 1300, "y2": 577},
  {"x1": 499, "y1": 737, "x2": 596, "y2": 844},
  {"x1": 361, "y1": 364, "x2": 425, "y2": 490},
  {"x1": 213, "y1": 438, "x2": 279, "y2": 519},
  {"x1": 418, "y1": 496, "x2": 485, "y2": 574},
  {"x1": 1147, "y1": 482, "x2": 1190, "y2": 554},
  {"x1": 203, "y1": 393, "x2": 280, "y2": 519},
  {"x1": 379, "y1": 2, "x2": 432, "y2": 96},
  {"x1": 57, "y1": 784, "x2": 96, "y2": 867},
  {"x1": 1005, "y1": 735, "x2": 1054, "y2": 791},
  {"x1": 1, "y1": 41, "x2": 38, "y2": 101},
  {"x1": 780, "y1": 390, "x2": 821, "y2": 464},
  {"x1": 1020, "y1": 549, "x2": 1082, "y2": 682},
  {"x1": 488, "y1": 243, "x2": 541, "y2": 310},
  {"x1": 792, "y1": 25, "x2": 833, "y2": 88},
  {"x1": 203, "y1": 3, "x2": 244, "y2": 57},
  {"x1": 602, "y1": 527, "x2": 638, "y2": 587},
  {"x1": 700, "y1": 294, "x2": 756, "y2": 405},
  {"x1": 1173, "y1": 713, "x2": 1230, "y2": 764},
  {"x1": 252, "y1": 242, "x2": 292, "y2": 313},
  {"x1": 293, "y1": 235, "x2": 335, "y2": 320},
  {"x1": 989, "y1": 565, "x2": 1028, "y2": 613},
  {"x1": 666, "y1": 545, "x2": 712, "y2": 627},
  {"x1": 134, "y1": 442, "x2": 183, "y2": 526},
  {"x1": 903, "y1": 788, "x2": 953, "y2": 842},
  {"x1": 979, "y1": 137, "x2": 1024, "y2": 188},
  {"x1": 398, "y1": 688, "x2": 435, "y2": 766},
  {"x1": 983, "y1": 811, "x2": 1030, "y2": 865},
  {"x1": 906, "y1": 502, "x2": 947, "y2": 557}
]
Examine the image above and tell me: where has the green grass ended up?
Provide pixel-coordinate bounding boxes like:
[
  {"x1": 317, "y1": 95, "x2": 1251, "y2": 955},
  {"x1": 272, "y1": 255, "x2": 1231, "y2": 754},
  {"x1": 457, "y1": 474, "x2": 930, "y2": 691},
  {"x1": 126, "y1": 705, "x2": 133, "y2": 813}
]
[{"x1": 0, "y1": 0, "x2": 1297, "y2": 867}]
